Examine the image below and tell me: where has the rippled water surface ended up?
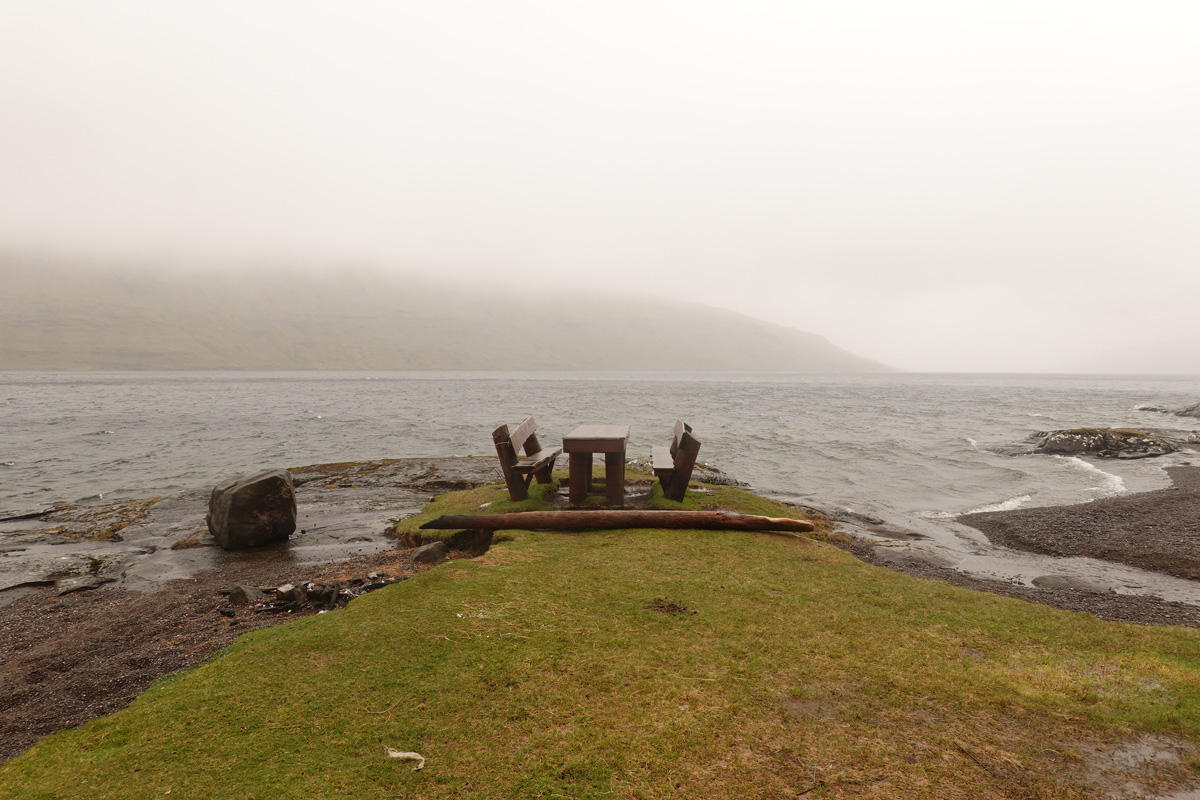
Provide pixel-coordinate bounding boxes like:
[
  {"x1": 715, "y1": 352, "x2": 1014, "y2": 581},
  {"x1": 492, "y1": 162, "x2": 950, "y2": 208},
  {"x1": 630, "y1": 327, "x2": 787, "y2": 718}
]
[{"x1": 3, "y1": 371, "x2": 1198, "y2": 518}]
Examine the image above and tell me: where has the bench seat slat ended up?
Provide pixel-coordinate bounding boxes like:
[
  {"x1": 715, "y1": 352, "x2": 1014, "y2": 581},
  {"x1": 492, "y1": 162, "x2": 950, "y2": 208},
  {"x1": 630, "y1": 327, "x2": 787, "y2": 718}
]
[
  {"x1": 651, "y1": 445, "x2": 675, "y2": 475},
  {"x1": 512, "y1": 447, "x2": 562, "y2": 474}
]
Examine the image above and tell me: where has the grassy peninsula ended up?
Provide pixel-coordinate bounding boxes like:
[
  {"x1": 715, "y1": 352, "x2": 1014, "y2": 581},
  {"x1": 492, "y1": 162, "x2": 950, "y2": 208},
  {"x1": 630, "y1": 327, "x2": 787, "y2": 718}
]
[{"x1": 3, "y1": 479, "x2": 1200, "y2": 798}]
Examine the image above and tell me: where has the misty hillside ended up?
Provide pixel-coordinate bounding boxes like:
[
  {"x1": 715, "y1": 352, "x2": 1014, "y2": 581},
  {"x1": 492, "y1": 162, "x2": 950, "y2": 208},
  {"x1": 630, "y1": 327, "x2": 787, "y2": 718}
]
[
  {"x1": 0, "y1": 257, "x2": 890, "y2": 372},
  {"x1": 1067, "y1": 340, "x2": 1200, "y2": 375}
]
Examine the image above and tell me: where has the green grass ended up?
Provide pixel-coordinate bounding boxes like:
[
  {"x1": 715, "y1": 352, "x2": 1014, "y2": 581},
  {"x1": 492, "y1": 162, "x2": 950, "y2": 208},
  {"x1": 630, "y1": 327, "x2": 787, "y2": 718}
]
[
  {"x1": 4, "y1": 484, "x2": 1200, "y2": 798},
  {"x1": 393, "y1": 470, "x2": 832, "y2": 543}
]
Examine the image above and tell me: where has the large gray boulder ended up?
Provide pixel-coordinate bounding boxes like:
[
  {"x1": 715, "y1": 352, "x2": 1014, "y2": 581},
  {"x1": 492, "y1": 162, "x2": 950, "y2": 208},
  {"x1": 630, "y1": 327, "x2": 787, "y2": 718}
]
[{"x1": 206, "y1": 469, "x2": 297, "y2": 550}]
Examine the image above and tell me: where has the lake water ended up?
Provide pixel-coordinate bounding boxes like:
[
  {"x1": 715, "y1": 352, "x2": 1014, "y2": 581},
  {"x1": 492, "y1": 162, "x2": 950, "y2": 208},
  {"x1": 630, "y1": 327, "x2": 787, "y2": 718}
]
[{"x1": 3, "y1": 371, "x2": 1200, "y2": 600}]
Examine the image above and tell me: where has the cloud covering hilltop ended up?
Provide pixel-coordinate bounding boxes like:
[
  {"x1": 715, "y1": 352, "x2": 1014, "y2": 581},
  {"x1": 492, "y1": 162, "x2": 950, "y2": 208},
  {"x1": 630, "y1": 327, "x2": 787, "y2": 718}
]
[{"x1": 0, "y1": 257, "x2": 889, "y2": 372}]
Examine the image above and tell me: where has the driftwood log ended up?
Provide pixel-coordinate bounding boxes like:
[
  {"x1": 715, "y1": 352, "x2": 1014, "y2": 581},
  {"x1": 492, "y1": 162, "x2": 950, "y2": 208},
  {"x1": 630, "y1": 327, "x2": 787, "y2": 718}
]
[{"x1": 420, "y1": 510, "x2": 815, "y2": 533}]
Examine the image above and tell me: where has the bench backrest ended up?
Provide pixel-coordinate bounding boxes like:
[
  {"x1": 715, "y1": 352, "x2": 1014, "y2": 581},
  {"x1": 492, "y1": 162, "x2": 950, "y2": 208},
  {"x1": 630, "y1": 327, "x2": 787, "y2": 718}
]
[
  {"x1": 492, "y1": 416, "x2": 554, "y2": 501},
  {"x1": 661, "y1": 420, "x2": 700, "y2": 501},
  {"x1": 670, "y1": 419, "x2": 693, "y2": 457},
  {"x1": 493, "y1": 416, "x2": 542, "y2": 458},
  {"x1": 509, "y1": 416, "x2": 542, "y2": 457}
]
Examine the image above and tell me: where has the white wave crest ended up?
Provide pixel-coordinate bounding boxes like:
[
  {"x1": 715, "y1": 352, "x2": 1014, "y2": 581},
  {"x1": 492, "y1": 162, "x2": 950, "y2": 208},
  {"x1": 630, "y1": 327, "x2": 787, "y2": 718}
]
[
  {"x1": 1053, "y1": 455, "x2": 1125, "y2": 496},
  {"x1": 963, "y1": 437, "x2": 979, "y2": 448},
  {"x1": 963, "y1": 494, "x2": 1033, "y2": 515}
]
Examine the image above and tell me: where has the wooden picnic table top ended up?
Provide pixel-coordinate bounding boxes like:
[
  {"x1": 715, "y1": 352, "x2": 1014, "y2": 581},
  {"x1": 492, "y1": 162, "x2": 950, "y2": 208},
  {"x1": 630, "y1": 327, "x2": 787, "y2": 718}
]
[{"x1": 563, "y1": 424, "x2": 630, "y2": 453}]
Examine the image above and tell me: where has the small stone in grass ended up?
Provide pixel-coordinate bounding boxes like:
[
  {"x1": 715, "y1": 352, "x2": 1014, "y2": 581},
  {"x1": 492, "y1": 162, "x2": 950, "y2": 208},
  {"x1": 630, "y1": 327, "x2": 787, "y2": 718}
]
[
  {"x1": 227, "y1": 584, "x2": 269, "y2": 606},
  {"x1": 413, "y1": 541, "x2": 448, "y2": 564}
]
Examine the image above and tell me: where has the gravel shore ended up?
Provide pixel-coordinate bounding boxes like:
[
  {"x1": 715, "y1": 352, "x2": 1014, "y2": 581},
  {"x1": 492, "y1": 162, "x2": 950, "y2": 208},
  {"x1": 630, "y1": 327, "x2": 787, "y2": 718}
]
[
  {"x1": 837, "y1": 466, "x2": 1200, "y2": 629},
  {"x1": 961, "y1": 466, "x2": 1200, "y2": 581}
]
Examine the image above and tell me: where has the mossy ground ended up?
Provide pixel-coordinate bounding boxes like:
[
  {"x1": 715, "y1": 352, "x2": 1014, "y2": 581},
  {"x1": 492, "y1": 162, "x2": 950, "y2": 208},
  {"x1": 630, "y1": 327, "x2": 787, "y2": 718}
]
[
  {"x1": 25, "y1": 497, "x2": 163, "y2": 541},
  {"x1": 395, "y1": 469, "x2": 834, "y2": 543},
  {"x1": 4, "y1": 482, "x2": 1200, "y2": 799}
]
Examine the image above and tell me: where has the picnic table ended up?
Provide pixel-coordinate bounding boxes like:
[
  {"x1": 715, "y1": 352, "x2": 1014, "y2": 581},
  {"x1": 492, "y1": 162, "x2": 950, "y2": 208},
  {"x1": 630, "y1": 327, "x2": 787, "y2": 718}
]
[{"x1": 562, "y1": 424, "x2": 630, "y2": 506}]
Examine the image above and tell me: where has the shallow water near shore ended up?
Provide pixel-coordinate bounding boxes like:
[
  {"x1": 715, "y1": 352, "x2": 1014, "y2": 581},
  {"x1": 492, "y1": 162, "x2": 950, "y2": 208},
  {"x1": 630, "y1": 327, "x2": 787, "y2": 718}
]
[{"x1": 3, "y1": 371, "x2": 1200, "y2": 602}]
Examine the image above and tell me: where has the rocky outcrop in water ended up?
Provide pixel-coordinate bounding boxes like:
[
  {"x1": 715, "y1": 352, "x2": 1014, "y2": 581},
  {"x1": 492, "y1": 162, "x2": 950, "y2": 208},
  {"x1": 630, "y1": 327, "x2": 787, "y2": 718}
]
[
  {"x1": 206, "y1": 469, "x2": 297, "y2": 550},
  {"x1": 1135, "y1": 402, "x2": 1200, "y2": 418},
  {"x1": 1031, "y1": 429, "x2": 1177, "y2": 459}
]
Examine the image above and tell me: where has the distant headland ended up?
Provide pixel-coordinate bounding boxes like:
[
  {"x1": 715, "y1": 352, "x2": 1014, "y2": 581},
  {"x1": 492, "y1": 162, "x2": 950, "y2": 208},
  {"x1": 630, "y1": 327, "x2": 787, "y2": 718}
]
[{"x1": 0, "y1": 255, "x2": 891, "y2": 372}]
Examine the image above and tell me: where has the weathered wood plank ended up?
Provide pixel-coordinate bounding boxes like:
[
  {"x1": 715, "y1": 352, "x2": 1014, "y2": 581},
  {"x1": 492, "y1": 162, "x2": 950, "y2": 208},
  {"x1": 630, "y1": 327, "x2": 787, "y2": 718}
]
[
  {"x1": 670, "y1": 419, "x2": 690, "y2": 456},
  {"x1": 491, "y1": 423, "x2": 528, "y2": 500},
  {"x1": 562, "y1": 425, "x2": 630, "y2": 453},
  {"x1": 568, "y1": 452, "x2": 592, "y2": 505},
  {"x1": 512, "y1": 447, "x2": 562, "y2": 474},
  {"x1": 509, "y1": 416, "x2": 539, "y2": 456},
  {"x1": 604, "y1": 451, "x2": 625, "y2": 505},
  {"x1": 495, "y1": 418, "x2": 558, "y2": 500},
  {"x1": 651, "y1": 445, "x2": 674, "y2": 475},
  {"x1": 663, "y1": 430, "x2": 701, "y2": 502}
]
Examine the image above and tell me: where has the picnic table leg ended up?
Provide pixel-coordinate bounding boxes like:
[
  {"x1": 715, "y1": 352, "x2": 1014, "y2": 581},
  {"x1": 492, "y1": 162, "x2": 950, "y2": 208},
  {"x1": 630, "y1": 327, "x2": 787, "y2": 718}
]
[
  {"x1": 533, "y1": 457, "x2": 557, "y2": 485},
  {"x1": 605, "y1": 450, "x2": 625, "y2": 506},
  {"x1": 569, "y1": 452, "x2": 591, "y2": 505}
]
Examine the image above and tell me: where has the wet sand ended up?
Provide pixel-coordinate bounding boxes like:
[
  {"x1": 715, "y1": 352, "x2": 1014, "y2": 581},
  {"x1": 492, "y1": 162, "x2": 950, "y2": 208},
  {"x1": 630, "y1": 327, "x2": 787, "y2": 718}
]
[{"x1": 837, "y1": 466, "x2": 1200, "y2": 629}]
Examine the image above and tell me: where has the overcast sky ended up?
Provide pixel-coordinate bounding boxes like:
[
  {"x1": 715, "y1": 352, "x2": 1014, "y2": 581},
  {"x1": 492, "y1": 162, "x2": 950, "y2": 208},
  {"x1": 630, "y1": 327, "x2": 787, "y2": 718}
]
[{"x1": 1, "y1": 1, "x2": 1197, "y2": 371}]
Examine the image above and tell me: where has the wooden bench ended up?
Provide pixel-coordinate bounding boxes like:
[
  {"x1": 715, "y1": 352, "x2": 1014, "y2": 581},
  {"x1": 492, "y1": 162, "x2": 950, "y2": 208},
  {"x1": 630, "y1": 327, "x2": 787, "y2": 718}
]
[
  {"x1": 652, "y1": 419, "x2": 701, "y2": 502},
  {"x1": 492, "y1": 417, "x2": 562, "y2": 501}
]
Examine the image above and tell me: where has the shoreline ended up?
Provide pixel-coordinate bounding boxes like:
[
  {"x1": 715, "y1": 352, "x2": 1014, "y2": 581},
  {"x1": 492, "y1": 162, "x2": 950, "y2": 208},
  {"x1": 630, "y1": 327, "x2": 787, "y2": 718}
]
[
  {"x1": 0, "y1": 458, "x2": 502, "y2": 764},
  {"x1": 835, "y1": 465, "x2": 1200, "y2": 629},
  {"x1": 5, "y1": 457, "x2": 1200, "y2": 764},
  {"x1": 960, "y1": 466, "x2": 1200, "y2": 581}
]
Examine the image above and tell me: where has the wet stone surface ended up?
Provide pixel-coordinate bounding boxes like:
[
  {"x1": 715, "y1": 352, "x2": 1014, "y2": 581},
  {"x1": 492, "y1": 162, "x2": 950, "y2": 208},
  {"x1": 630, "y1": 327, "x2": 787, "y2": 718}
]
[
  {"x1": 0, "y1": 457, "x2": 502, "y2": 764},
  {"x1": 961, "y1": 467, "x2": 1200, "y2": 582},
  {"x1": 0, "y1": 457, "x2": 501, "y2": 603},
  {"x1": 835, "y1": 466, "x2": 1200, "y2": 629}
]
